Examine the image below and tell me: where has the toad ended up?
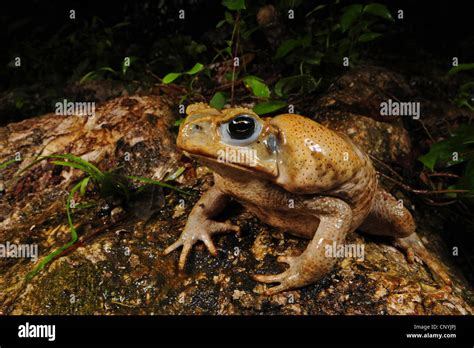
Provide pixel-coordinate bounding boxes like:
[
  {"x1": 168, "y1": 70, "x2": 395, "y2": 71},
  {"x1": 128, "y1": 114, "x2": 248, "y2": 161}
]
[{"x1": 164, "y1": 103, "x2": 451, "y2": 295}]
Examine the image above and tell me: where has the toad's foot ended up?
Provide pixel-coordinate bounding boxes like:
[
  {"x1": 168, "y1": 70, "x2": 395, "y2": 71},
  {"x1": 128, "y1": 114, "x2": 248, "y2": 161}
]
[
  {"x1": 253, "y1": 255, "x2": 321, "y2": 296},
  {"x1": 393, "y1": 233, "x2": 452, "y2": 288},
  {"x1": 164, "y1": 218, "x2": 240, "y2": 270}
]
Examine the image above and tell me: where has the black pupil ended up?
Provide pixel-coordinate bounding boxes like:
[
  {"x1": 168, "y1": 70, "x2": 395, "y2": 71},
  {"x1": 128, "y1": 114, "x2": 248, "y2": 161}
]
[{"x1": 228, "y1": 116, "x2": 255, "y2": 139}]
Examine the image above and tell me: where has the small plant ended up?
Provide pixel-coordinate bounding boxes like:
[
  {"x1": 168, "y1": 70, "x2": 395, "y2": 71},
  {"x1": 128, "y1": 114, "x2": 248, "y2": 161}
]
[
  {"x1": 161, "y1": 2, "x2": 394, "y2": 116},
  {"x1": 448, "y1": 63, "x2": 474, "y2": 111},
  {"x1": 276, "y1": 2, "x2": 394, "y2": 63},
  {"x1": 80, "y1": 56, "x2": 139, "y2": 83},
  {"x1": 418, "y1": 125, "x2": 474, "y2": 199},
  {"x1": 161, "y1": 0, "x2": 286, "y2": 115},
  {"x1": 15, "y1": 154, "x2": 189, "y2": 281}
]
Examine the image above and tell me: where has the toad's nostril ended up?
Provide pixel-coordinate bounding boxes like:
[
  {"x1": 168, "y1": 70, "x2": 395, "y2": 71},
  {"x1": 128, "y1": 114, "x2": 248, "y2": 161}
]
[{"x1": 194, "y1": 124, "x2": 202, "y2": 130}]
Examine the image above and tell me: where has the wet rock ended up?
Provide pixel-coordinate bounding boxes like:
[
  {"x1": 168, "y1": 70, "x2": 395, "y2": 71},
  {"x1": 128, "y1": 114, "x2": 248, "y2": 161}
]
[
  {"x1": 315, "y1": 65, "x2": 414, "y2": 123},
  {"x1": 0, "y1": 86, "x2": 472, "y2": 315}
]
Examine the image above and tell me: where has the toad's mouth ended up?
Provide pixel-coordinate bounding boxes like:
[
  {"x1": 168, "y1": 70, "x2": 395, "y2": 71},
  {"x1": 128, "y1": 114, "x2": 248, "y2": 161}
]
[{"x1": 182, "y1": 150, "x2": 278, "y2": 179}]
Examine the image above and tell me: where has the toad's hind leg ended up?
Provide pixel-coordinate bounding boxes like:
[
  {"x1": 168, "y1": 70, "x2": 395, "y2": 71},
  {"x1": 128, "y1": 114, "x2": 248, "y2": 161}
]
[
  {"x1": 359, "y1": 189, "x2": 415, "y2": 238},
  {"x1": 360, "y1": 188, "x2": 452, "y2": 286}
]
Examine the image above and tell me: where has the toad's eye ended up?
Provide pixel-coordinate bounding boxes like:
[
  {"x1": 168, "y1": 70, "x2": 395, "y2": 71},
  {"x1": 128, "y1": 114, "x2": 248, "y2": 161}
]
[
  {"x1": 220, "y1": 114, "x2": 262, "y2": 146},
  {"x1": 228, "y1": 116, "x2": 255, "y2": 139}
]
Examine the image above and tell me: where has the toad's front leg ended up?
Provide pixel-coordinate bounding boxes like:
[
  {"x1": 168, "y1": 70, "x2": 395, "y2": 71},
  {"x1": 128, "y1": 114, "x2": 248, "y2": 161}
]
[
  {"x1": 164, "y1": 185, "x2": 240, "y2": 269},
  {"x1": 253, "y1": 197, "x2": 352, "y2": 295}
]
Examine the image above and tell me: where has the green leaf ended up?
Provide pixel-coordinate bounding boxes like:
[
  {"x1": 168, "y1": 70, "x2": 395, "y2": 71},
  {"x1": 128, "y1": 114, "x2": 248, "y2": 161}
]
[
  {"x1": 15, "y1": 98, "x2": 25, "y2": 109},
  {"x1": 302, "y1": 51, "x2": 324, "y2": 65},
  {"x1": 51, "y1": 160, "x2": 95, "y2": 173},
  {"x1": 418, "y1": 150, "x2": 439, "y2": 171},
  {"x1": 164, "y1": 167, "x2": 186, "y2": 182},
  {"x1": 162, "y1": 63, "x2": 204, "y2": 84},
  {"x1": 179, "y1": 94, "x2": 188, "y2": 105},
  {"x1": 16, "y1": 154, "x2": 104, "y2": 181},
  {"x1": 275, "y1": 39, "x2": 301, "y2": 59},
  {"x1": 242, "y1": 26, "x2": 259, "y2": 40},
  {"x1": 127, "y1": 175, "x2": 191, "y2": 195},
  {"x1": 112, "y1": 21, "x2": 130, "y2": 30},
  {"x1": 253, "y1": 101, "x2": 286, "y2": 115},
  {"x1": 0, "y1": 159, "x2": 18, "y2": 170},
  {"x1": 455, "y1": 98, "x2": 474, "y2": 111},
  {"x1": 225, "y1": 11, "x2": 234, "y2": 23},
  {"x1": 185, "y1": 40, "x2": 207, "y2": 55},
  {"x1": 275, "y1": 36, "x2": 311, "y2": 59},
  {"x1": 363, "y1": 3, "x2": 394, "y2": 22},
  {"x1": 186, "y1": 62, "x2": 204, "y2": 75},
  {"x1": 459, "y1": 81, "x2": 474, "y2": 93},
  {"x1": 337, "y1": 37, "x2": 352, "y2": 55},
  {"x1": 209, "y1": 91, "x2": 227, "y2": 109},
  {"x1": 418, "y1": 125, "x2": 474, "y2": 170},
  {"x1": 98, "y1": 67, "x2": 118, "y2": 75},
  {"x1": 162, "y1": 72, "x2": 182, "y2": 84},
  {"x1": 448, "y1": 63, "x2": 474, "y2": 75},
  {"x1": 79, "y1": 176, "x2": 91, "y2": 196},
  {"x1": 51, "y1": 154, "x2": 104, "y2": 179},
  {"x1": 26, "y1": 179, "x2": 83, "y2": 281},
  {"x1": 274, "y1": 75, "x2": 320, "y2": 98},
  {"x1": 79, "y1": 71, "x2": 98, "y2": 84},
  {"x1": 454, "y1": 82, "x2": 474, "y2": 110},
  {"x1": 452, "y1": 160, "x2": 474, "y2": 196},
  {"x1": 358, "y1": 32, "x2": 382, "y2": 42},
  {"x1": 243, "y1": 76, "x2": 270, "y2": 98},
  {"x1": 74, "y1": 202, "x2": 97, "y2": 209},
  {"x1": 222, "y1": 0, "x2": 246, "y2": 11},
  {"x1": 306, "y1": 4, "x2": 326, "y2": 17},
  {"x1": 340, "y1": 4, "x2": 363, "y2": 33},
  {"x1": 216, "y1": 19, "x2": 227, "y2": 28}
]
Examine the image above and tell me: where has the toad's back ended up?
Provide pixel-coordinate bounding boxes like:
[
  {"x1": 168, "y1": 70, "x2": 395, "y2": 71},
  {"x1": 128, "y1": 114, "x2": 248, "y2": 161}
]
[{"x1": 268, "y1": 114, "x2": 377, "y2": 225}]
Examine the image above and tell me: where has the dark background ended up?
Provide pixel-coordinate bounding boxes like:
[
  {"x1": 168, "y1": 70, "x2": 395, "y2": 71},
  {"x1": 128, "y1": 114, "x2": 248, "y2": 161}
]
[
  {"x1": 3, "y1": 0, "x2": 474, "y2": 57},
  {"x1": 3, "y1": 0, "x2": 474, "y2": 91}
]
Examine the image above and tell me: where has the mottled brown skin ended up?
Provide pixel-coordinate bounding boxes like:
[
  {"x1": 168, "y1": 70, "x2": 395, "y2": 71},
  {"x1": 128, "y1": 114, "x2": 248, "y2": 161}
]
[{"x1": 164, "y1": 103, "x2": 451, "y2": 295}]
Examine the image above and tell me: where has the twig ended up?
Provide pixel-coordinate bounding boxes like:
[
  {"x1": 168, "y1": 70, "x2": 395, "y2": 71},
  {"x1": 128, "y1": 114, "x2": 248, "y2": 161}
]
[
  {"x1": 422, "y1": 198, "x2": 458, "y2": 206},
  {"x1": 110, "y1": 300, "x2": 139, "y2": 308},
  {"x1": 427, "y1": 172, "x2": 460, "y2": 178},
  {"x1": 419, "y1": 120, "x2": 435, "y2": 142},
  {"x1": 145, "y1": 69, "x2": 161, "y2": 81},
  {"x1": 230, "y1": 12, "x2": 241, "y2": 107},
  {"x1": 369, "y1": 154, "x2": 404, "y2": 181},
  {"x1": 377, "y1": 171, "x2": 469, "y2": 195},
  {"x1": 214, "y1": 79, "x2": 244, "y2": 91}
]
